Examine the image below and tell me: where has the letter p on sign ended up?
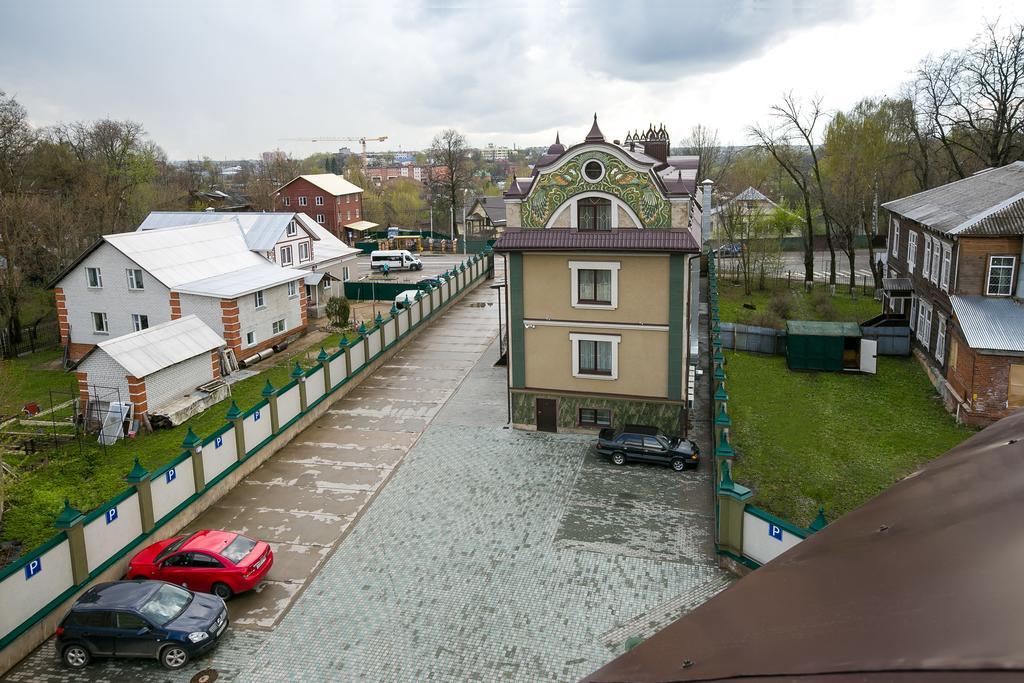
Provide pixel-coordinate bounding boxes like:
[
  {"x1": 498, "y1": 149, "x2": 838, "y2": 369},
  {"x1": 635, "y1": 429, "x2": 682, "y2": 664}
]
[
  {"x1": 769, "y1": 524, "x2": 783, "y2": 541},
  {"x1": 24, "y1": 558, "x2": 42, "y2": 579}
]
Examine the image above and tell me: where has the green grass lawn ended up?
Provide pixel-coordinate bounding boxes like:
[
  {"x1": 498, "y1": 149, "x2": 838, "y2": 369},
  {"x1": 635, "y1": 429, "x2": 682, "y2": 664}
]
[
  {"x1": 726, "y1": 351, "x2": 975, "y2": 528},
  {"x1": 1, "y1": 331, "x2": 358, "y2": 552},
  {"x1": 0, "y1": 348, "x2": 77, "y2": 419},
  {"x1": 717, "y1": 279, "x2": 882, "y2": 329}
]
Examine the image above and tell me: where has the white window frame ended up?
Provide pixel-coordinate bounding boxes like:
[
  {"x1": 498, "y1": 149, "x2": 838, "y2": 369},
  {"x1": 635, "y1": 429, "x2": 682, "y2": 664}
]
[
  {"x1": 315, "y1": 195, "x2": 324, "y2": 206},
  {"x1": 131, "y1": 313, "x2": 148, "y2": 332},
  {"x1": 92, "y1": 311, "x2": 108, "y2": 334},
  {"x1": 282, "y1": 196, "x2": 290, "y2": 207},
  {"x1": 280, "y1": 245, "x2": 293, "y2": 266},
  {"x1": 299, "y1": 242, "x2": 310, "y2": 262},
  {"x1": 125, "y1": 268, "x2": 144, "y2": 290},
  {"x1": 936, "y1": 317, "x2": 946, "y2": 363},
  {"x1": 940, "y1": 243, "x2": 951, "y2": 292},
  {"x1": 568, "y1": 261, "x2": 620, "y2": 310},
  {"x1": 986, "y1": 255, "x2": 1016, "y2": 296},
  {"x1": 287, "y1": 281, "x2": 298, "y2": 299},
  {"x1": 323, "y1": 277, "x2": 332, "y2": 291},
  {"x1": 272, "y1": 319, "x2": 286, "y2": 335},
  {"x1": 86, "y1": 267, "x2": 103, "y2": 289},
  {"x1": 916, "y1": 300, "x2": 932, "y2": 349},
  {"x1": 298, "y1": 196, "x2": 308, "y2": 206},
  {"x1": 254, "y1": 290, "x2": 265, "y2": 309},
  {"x1": 342, "y1": 266, "x2": 350, "y2": 281},
  {"x1": 922, "y1": 235, "x2": 932, "y2": 279},
  {"x1": 569, "y1": 332, "x2": 620, "y2": 381},
  {"x1": 286, "y1": 221, "x2": 297, "y2": 237},
  {"x1": 909, "y1": 295, "x2": 918, "y2": 331},
  {"x1": 315, "y1": 213, "x2": 325, "y2": 224},
  {"x1": 907, "y1": 232, "x2": 917, "y2": 274},
  {"x1": 891, "y1": 217, "x2": 900, "y2": 257},
  {"x1": 245, "y1": 330, "x2": 255, "y2": 347},
  {"x1": 930, "y1": 239, "x2": 941, "y2": 285}
]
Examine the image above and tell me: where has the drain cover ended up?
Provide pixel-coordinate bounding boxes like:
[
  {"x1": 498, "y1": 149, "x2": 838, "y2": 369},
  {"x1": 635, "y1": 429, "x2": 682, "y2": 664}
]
[{"x1": 191, "y1": 670, "x2": 219, "y2": 683}]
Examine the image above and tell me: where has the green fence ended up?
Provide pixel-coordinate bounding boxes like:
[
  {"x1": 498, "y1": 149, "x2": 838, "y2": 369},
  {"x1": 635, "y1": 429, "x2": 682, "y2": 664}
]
[{"x1": 0, "y1": 251, "x2": 494, "y2": 660}]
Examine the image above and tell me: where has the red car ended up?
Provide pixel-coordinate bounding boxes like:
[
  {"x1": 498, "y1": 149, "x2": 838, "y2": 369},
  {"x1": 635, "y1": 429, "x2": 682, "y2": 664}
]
[{"x1": 127, "y1": 530, "x2": 272, "y2": 600}]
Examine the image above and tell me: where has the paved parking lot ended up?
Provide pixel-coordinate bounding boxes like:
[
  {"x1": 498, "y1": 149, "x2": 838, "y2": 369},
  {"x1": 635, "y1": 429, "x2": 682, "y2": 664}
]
[
  {"x1": 352, "y1": 253, "x2": 472, "y2": 283},
  {"x1": 4, "y1": 267, "x2": 730, "y2": 682}
]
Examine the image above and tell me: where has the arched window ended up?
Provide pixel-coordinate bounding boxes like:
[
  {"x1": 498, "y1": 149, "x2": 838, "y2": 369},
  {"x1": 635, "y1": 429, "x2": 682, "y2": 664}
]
[{"x1": 579, "y1": 197, "x2": 611, "y2": 231}]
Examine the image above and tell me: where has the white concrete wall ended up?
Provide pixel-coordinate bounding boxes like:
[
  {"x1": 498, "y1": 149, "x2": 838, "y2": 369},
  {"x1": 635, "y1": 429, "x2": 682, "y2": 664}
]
[
  {"x1": 328, "y1": 352, "x2": 347, "y2": 387},
  {"x1": 202, "y1": 429, "x2": 237, "y2": 485},
  {"x1": 59, "y1": 243, "x2": 172, "y2": 346},
  {"x1": 430, "y1": 289, "x2": 440, "y2": 311},
  {"x1": 243, "y1": 405, "x2": 272, "y2": 452},
  {"x1": 79, "y1": 349, "x2": 131, "y2": 404},
  {"x1": 151, "y1": 459, "x2": 196, "y2": 523},
  {"x1": 397, "y1": 309, "x2": 408, "y2": 336},
  {"x1": 367, "y1": 331, "x2": 381, "y2": 358},
  {"x1": 178, "y1": 294, "x2": 223, "y2": 337},
  {"x1": 146, "y1": 353, "x2": 214, "y2": 413},
  {"x1": 742, "y1": 510, "x2": 805, "y2": 566},
  {"x1": 0, "y1": 539, "x2": 74, "y2": 644},
  {"x1": 410, "y1": 302, "x2": 421, "y2": 326},
  {"x1": 83, "y1": 493, "x2": 142, "y2": 573},
  {"x1": 349, "y1": 342, "x2": 365, "y2": 372},
  {"x1": 277, "y1": 385, "x2": 301, "y2": 425},
  {"x1": 384, "y1": 318, "x2": 397, "y2": 346},
  {"x1": 306, "y1": 367, "x2": 325, "y2": 404},
  {"x1": 237, "y1": 280, "x2": 303, "y2": 349}
]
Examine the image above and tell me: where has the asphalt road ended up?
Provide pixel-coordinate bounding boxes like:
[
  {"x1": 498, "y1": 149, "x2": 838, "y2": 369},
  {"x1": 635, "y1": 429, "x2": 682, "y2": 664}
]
[{"x1": 351, "y1": 253, "x2": 477, "y2": 283}]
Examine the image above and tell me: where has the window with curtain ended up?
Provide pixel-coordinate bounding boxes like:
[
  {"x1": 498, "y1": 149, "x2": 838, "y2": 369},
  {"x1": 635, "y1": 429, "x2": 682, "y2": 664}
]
[
  {"x1": 578, "y1": 269, "x2": 612, "y2": 304},
  {"x1": 578, "y1": 197, "x2": 611, "y2": 230},
  {"x1": 578, "y1": 339, "x2": 613, "y2": 375}
]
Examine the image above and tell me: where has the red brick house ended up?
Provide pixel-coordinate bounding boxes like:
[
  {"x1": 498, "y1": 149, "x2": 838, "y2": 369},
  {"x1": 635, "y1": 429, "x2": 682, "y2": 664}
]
[
  {"x1": 273, "y1": 173, "x2": 366, "y2": 243},
  {"x1": 882, "y1": 161, "x2": 1024, "y2": 426}
]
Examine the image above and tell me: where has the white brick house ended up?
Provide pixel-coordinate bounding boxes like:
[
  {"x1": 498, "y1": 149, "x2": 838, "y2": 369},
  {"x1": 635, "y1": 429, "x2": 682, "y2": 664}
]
[{"x1": 54, "y1": 218, "x2": 309, "y2": 362}]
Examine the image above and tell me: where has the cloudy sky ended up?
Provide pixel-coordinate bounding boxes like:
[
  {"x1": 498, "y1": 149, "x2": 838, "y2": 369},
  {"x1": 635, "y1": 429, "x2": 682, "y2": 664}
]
[{"x1": 2, "y1": 0, "x2": 1023, "y2": 160}]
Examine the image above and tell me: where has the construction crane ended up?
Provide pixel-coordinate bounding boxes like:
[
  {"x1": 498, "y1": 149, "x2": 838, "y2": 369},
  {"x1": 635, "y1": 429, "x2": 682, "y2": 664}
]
[{"x1": 278, "y1": 136, "x2": 388, "y2": 161}]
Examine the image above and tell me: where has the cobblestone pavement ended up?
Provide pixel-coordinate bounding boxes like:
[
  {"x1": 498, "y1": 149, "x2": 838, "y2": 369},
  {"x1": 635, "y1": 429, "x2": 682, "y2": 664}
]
[{"x1": 5, "y1": 263, "x2": 732, "y2": 682}]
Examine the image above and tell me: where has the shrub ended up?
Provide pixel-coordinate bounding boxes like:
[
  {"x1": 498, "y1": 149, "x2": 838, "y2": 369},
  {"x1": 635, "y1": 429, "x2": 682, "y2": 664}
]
[
  {"x1": 768, "y1": 292, "x2": 795, "y2": 320},
  {"x1": 325, "y1": 296, "x2": 351, "y2": 328},
  {"x1": 810, "y1": 291, "x2": 838, "y2": 320},
  {"x1": 748, "y1": 311, "x2": 784, "y2": 330}
]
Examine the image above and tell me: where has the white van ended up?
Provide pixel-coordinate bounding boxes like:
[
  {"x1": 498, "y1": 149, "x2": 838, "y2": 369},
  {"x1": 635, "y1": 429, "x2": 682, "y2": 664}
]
[{"x1": 370, "y1": 249, "x2": 423, "y2": 272}]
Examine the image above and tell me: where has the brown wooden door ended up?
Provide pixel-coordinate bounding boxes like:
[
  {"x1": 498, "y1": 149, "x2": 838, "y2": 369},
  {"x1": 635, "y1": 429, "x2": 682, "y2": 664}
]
[{"x1": 536, "y1": 398, "x2": 557, "y2": 433}]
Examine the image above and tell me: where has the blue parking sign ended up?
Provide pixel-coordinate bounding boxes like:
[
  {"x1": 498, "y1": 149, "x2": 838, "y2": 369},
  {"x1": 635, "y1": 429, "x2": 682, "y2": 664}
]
[
  {"x1": 24, "y1": 558, "x2": 42, "y2": 580},
  {"x1": 253, "y1": 410, "x2": 261, "y2": 422},
  {"x1": 215, "y1": 435, "x2": 223, "y2": 449},
  {"x1": 165, "y1": 468, "x2": 176, "y2": 484},
  {"x1": 105, "y1": 507, "x2": 118, "y2": 525},
  {"x1": 769, "y1": 524, "x2": 783, "y2": 541}
]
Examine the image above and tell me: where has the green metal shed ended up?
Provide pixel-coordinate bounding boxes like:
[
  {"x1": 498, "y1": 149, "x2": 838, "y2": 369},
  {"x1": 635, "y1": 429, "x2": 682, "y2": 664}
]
[{"x1": 785, "y1": 320, "x2": 863, "y2": 372}]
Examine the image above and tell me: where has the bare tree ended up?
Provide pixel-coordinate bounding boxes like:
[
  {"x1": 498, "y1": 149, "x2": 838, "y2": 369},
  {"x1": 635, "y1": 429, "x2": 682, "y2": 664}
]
[
  {"x1": 0, "y1": 90, "x2": 36, "y2": 194},
  {"x1": 680, "y1": 124, "x2": 735, "y2": 185},
  {"x1": 427, "y1": 129, "x2": 473, "y2": 239}
]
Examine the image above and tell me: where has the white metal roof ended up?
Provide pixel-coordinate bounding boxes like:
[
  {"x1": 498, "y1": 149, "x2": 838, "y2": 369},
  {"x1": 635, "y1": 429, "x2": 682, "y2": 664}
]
[
  {"x1": 293, "y1": 214, "x2": 361, "y2": 264},
  {"x1": 174, "y1": 263, "x2": 307, "y2": 297},
  {"x1": 137, "y1": 212, "x2": 319, "y2": 252},
  {"x1": 291, "y1": 173, "x2": 364, "y2": 196},
  {"x1": 106, "y1": 219, "x2": 271, "y2": 290},
  {"x1": 90, "y1": 315, "x2": 225, "y2": 378},
  {"x1": 344, "y1": 220, "x2": 379, "y2": 232},
  {"x1": 950, "y1": 295, "x2": 1024, "y2": 353}
]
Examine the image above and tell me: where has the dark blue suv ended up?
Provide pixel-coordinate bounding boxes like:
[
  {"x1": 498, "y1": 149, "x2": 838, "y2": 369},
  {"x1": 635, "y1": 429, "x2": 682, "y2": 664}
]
[{"x1": 56, "y1": 580, "x2": 228, "y2": 670}]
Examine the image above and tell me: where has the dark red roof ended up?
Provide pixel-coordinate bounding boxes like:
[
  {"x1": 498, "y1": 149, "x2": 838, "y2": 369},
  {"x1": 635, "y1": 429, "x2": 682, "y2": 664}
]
[
  {"x1": 582, "y1": 410, "x2": 1024, "y2": 682},
  {"x1": 493, "y1": 229, "x2": 699, "y2": 253}
]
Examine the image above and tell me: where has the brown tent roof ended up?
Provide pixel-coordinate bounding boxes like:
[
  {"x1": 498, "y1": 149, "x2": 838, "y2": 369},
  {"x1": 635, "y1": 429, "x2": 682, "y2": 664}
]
[
  {"x1": 582, "y1": 410, "x2": 1024, "y2": 682},
  {"x1": 493, "y1": 229, "x2": 699, "y2": 253}
]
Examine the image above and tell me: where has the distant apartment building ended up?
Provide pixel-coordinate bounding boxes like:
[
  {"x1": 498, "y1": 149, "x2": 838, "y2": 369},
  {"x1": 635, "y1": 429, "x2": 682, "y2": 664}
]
[
  {"x1": 366, "y1": 163, "x2": 449, "y2": 186},
  {"x1": 273, "y1": 173, "x2": 366, "y2": 244},
  {"x1": 481, "y1": 143, "x2": 511, "y2": 161}
]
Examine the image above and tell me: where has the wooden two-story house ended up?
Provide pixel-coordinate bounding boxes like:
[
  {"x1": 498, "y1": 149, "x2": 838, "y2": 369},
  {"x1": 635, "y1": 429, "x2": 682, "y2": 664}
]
[
  {"x1": 882, "y1": 161, "x2": 1024, "y2": 425},
  {"x1": 494, "y1": 117, "x2": 705, "y2": 435}
]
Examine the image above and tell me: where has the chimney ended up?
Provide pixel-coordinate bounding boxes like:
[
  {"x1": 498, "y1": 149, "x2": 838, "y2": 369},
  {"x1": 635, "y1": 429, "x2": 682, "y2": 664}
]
[{"x1": 700, "y1": 179, "x2": 714, "y2": 248}]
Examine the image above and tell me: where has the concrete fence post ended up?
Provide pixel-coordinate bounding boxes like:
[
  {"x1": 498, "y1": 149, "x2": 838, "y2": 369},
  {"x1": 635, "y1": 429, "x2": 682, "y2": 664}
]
[
  {"x1": 340, "y1": 337, "x2": 352, "y2": 378},
  {"x1": 716, "y1": 459, "x2": 752, "y2": 559},
  {"x1": 375, "y1": 312, "x2": 385, "y2": 353},
  {"x1": 182, "y1": 427, "x2": 205, "y2": 493},
  {"x1": 226, "y1": 400, "x2": 246, "y2": 461},
  {"x1": 263, "y1": 380, "x2": 280, "y2": 433},
  {"x1": 318, "y1": 347, "x2": 332, "y2": 390},
  {"x1": 292, "y1": 362, "x2": 308, "y2": 413},
  {"x1": 54, "y1": 500, "x2": 88, "y2": 585},
  {"x1": 125, "y1": 457, "x2": 154, "y2": 533}
]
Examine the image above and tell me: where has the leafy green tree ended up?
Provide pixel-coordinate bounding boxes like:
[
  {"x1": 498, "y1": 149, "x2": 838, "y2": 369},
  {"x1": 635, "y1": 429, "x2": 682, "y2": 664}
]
[{"x1": 325, "y1": 296, "x2": 351, "y2": 329}]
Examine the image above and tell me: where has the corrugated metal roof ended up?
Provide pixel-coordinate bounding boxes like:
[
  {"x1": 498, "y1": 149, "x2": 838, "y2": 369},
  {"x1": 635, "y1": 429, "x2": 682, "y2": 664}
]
[
  {"x1": 291, "y1": 173, "x2": 364, "y2": 196},
  {"x1": 492, "y1": 228, "x2": 699, "y2": 253},
  {"x1": 882, "y1": 277, "x2": 913, "y2": 295},
  {"x1": 174, "y1": 263, "x2": 307, "y2": 298},
  {"x1": 882, "y1": 162, "x2": 1024, "y2": 234},
  {"x1": 137, "y1": 212, "x2": 319, "y2": 252},
  {"x1": 107, "y1": 220, "x2": 272, "y2": 290},
  {"x1": 786, "y1": 320, "x2": 862, "y2": 337},
  {"x1": 91, "y1": 315, "x2": 224, "y2": 378},
  {"x1": 293, "y1": 214, "x2": 360, "y2": 263},
  {"x1": 950, "y1": 295, "x2": 1024, "y2": 352}
]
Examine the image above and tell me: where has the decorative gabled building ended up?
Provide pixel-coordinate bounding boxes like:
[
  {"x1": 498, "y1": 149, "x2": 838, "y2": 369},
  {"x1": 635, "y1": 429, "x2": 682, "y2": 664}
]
[{"x1": 494, "y1": 116, "x2": 707, "y2": 435}]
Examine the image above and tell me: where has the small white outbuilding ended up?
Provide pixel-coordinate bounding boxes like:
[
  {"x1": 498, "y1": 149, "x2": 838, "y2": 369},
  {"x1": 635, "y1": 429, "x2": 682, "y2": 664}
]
[{"x1": 75, "y1": 315, "x2": 226, "y2": 418}]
